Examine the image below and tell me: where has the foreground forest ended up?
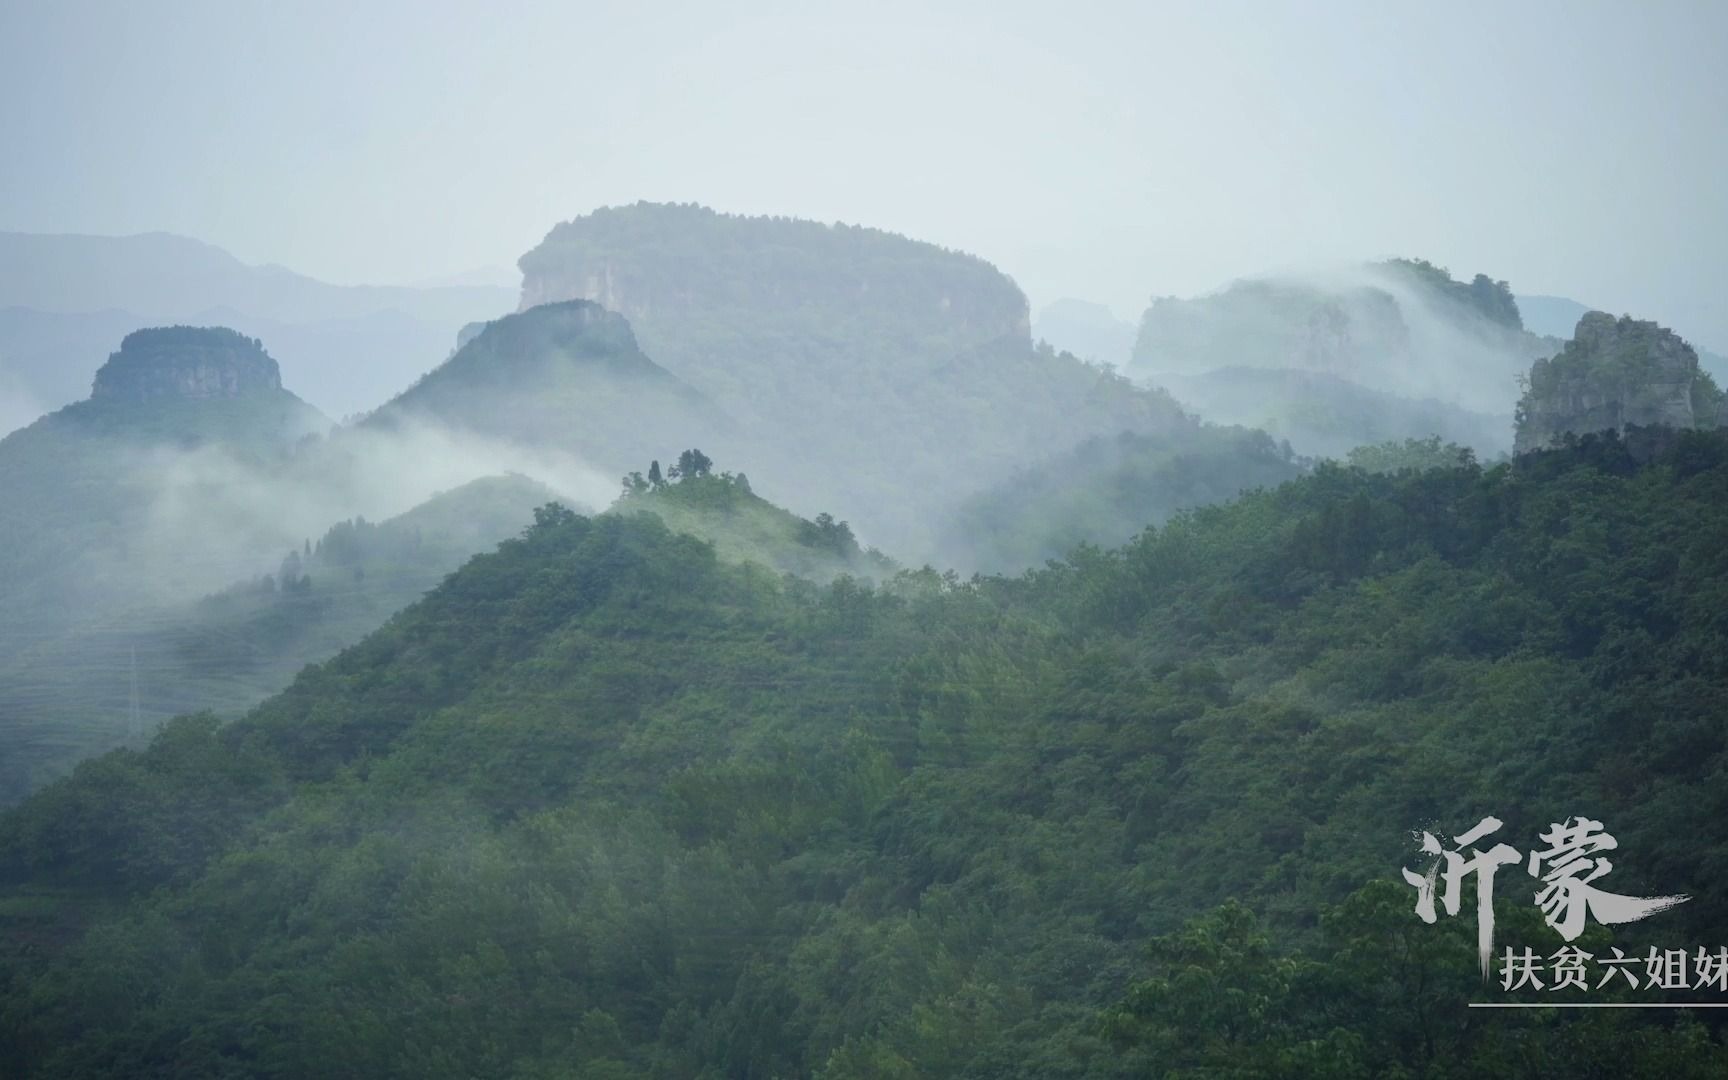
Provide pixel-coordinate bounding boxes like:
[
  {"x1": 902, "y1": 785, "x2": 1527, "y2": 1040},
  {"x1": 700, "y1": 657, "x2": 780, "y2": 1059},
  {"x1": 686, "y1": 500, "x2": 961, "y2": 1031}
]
[{"x1": 5, "y1": 430, "x2": 1728, "y2": 1076}]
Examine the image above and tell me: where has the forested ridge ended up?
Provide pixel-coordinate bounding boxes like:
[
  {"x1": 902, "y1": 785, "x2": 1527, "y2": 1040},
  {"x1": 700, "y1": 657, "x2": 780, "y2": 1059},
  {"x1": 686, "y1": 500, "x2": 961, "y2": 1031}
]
[
  {"x1": 5, "y1": 430, "x2": 1728, "y2": 1075},
  {"x1": 944, "y1": 425, "x2": 1306, "y2": 571},
  {"x1": 0, "y1": 474, "x2": 561, "y2": 806},
  {"x1": 510, "y1": 203, "x2": 1207, "y2": 562}
]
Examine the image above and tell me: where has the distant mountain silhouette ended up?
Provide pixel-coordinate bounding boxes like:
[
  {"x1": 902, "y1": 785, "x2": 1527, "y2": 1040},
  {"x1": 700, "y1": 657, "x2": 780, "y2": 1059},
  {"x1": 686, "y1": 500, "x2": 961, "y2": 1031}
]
[
  {"x1": 0, "y1": 232, "x2": 513, "y2": 429},
  {"x1": 369, "y1": 300, "x2": 729, "y2": 478}
]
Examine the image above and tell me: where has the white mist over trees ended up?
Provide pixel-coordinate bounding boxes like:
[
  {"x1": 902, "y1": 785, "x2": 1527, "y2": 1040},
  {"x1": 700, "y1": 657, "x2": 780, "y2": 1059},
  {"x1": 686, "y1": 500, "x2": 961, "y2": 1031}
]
[
  {"x1": 2, "y1": 5, "x2": 1726, "y2": 1073},
  {"x1": 1123, "y1": 259, "x2": 1561, "y2": 458},
  {"x1": 8, "y1": 198, "x2": 1721, "y2": 803}
]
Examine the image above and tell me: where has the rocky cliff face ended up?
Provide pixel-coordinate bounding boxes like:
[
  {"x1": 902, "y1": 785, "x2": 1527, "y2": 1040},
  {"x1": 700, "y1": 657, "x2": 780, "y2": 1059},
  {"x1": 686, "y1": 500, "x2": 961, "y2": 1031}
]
[
  {"x1": 506, "y1": 203, "x2": 1183, "y2": 563},
  {"x1": 516, "y1": 202, "x2": 1030, "y2": 353},
  {"x1": 1514, "y1": 312, "x2": 1728, "y2": 454},
  {"x1": 91, "y1": 326, "x2": 283, "y2": 403}
]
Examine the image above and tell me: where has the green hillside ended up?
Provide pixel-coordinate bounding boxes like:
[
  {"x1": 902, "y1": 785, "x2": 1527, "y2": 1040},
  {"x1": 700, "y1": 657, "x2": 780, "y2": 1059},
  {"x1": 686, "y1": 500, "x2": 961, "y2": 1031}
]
[
  {"x1": 0, "y1": 328, "x2": 329, "y2": 664},
  {"x1": 943, "y1": 424, "x2": 1307, "y2": 571},
  {"x1": 367, "y1": 299, "x2": 729, "y2": 479},
  {"x1": 0, "y1": 474, "x2": 559, "y2": 805},
  {"x1": 615, "y1": 451, "x2": 893, "y2": 581},
  {"x1": 514, "y1": 203, "x2": 1198, "y2": 560},
  {"x1": 5, "y1": 430, "x2": 1728, "y2": 1075},
  {"x1": 1148, "y1": 366, "x2": 1514, "y2": 461}
]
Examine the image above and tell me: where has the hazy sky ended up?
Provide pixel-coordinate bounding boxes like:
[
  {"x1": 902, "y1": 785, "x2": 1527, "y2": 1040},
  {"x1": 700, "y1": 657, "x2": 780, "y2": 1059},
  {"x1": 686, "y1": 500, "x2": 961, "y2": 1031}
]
[{"x1": 4, "y1": 0, "x2": 1725, "y2": 347}]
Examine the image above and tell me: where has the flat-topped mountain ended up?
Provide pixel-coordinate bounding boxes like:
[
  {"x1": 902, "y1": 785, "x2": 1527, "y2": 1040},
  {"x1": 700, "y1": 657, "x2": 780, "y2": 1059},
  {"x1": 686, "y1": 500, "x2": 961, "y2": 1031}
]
[
  {"x1": 0, "y1": 231, "x2": 513, "y2": 427},
  {"x1": 7, "y1": 322, "x2": 327, "y2": 446},
  {"x1": 15, "y1": 324, "x2": 329, "y2": 449},
  {"x1": 511, "y1": 203, "x2": 1190, "y2": 560},
  {"x1": 90, "y1": 326, "x2": 285, "y2": 403},
  {"x1": 518, "y1": 201, "x2": 1030, "y2": 352},
  {"x1": 1514, "y1": 311, "x2": 1728, "y2": 454},
  {"x1": 0, "y1": 326, "x2": 330, "y2": 672}
]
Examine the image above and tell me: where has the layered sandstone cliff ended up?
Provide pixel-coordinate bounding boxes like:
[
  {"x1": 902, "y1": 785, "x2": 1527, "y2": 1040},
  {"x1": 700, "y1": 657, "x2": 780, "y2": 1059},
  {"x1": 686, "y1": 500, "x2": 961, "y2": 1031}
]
[{"x1": 1514, "y1": 312, "x2": 1727, "y2": 454}]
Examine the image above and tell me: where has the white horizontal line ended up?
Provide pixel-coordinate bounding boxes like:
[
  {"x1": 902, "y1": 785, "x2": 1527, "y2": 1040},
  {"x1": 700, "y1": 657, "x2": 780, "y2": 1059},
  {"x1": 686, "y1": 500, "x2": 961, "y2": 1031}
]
[{"x1": 1469, "y1": 1002, "x2": 1728, "y2": 1008}]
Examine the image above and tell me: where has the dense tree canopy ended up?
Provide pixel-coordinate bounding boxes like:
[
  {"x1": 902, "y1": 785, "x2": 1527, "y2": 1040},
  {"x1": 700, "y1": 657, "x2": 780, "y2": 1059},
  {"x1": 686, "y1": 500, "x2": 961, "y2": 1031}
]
[{"x1": 5, "y1": 430, "x2": 1728, "y2": 1075}]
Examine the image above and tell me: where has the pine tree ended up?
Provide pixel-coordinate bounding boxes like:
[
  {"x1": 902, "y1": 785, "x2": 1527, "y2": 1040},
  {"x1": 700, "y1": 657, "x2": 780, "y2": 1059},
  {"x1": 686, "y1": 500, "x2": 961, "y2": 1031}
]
[
  {"x1": 677, "y1": 448, "x2": 714, "y2": 479},
  {"x1": 279, "y1": 549, "x2": 303, "y2": 589}
]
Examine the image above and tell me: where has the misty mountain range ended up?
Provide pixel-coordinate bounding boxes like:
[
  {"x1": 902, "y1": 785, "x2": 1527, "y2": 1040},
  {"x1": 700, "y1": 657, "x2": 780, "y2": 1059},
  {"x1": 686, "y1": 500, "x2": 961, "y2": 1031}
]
[
  {"x1": 9, "y1": 223, "x2": 1719, "y2": 458},
  {"x1": 1033, "y1": 269, "x2": 1727, "y2": 463},
  {"x1": 0, "y1": 231, "x2": 513, "y2": 430},
  {"x1": 4, "y1": 203, "x2": 1728, "y2": 1077},
  {"x1": 1, "y1": 202, "x2": 1721, "y2": 806},
  {"x1": 1034, "y1": 289, "x2": 1728, "y2": 383},
  {"x1": 7, "y1": 4, "x2": 1726, "y2": 1071}
]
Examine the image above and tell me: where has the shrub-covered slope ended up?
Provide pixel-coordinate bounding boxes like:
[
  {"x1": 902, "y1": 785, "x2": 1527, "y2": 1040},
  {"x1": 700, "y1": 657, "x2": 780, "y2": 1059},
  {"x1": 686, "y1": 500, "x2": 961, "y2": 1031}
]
[
  {"x1": 0, "y1": 474, "x2": 560, "y2": 805},
  {"x1": 6, "y1": 431, "x2": 1728, "y2": 1075},
  {"x1": 942, "y1": 424, "x2": 1308, "y2": 572},
  {"x1": 0, "y1": 327, "x2": 330, "y2": 662},
  {"x1": 368, "y1": 298, "x2": 729, "y2": 478}
]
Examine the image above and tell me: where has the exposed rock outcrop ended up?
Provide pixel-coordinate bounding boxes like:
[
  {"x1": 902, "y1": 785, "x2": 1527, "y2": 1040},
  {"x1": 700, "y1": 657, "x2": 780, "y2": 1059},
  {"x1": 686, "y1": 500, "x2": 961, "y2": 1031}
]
[
  {"x1": 1514, "y1": 312, "x2": 1727, "y2": 454},
  {"x1": 91, "y1": 326, "x2": 282, "y2": 403},
  {"x1": 516, "y1": 202, "x2": 1031, "y2": 359}
]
